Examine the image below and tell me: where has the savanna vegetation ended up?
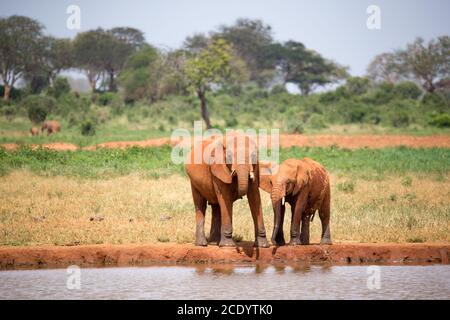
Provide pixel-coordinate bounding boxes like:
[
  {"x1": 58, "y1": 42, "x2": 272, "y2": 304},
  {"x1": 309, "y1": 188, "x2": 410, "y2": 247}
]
[
  {"x1": 0, "y1": 16, "x2": 449, "y2": 246},
  {"x1": 0, "y1": 16, "x2": 449, "y2": 141}
]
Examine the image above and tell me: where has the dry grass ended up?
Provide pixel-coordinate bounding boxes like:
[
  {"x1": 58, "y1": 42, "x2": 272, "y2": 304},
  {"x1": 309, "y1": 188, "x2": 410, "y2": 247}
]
[{"x1": 0, "y1": 170, "x2": 449, "y2": 246}]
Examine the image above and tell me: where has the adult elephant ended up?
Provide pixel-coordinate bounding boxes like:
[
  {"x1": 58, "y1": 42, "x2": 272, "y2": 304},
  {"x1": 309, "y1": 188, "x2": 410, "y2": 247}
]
[
  {"x1": 259, "y1": 158, "x2": 332, "y2": 246},
  {"x1": 185, "y1": 133, "x2": 269, "y2": 248},
  {"x1": 41, "y1": 120, "x2": 61, "y2": 135}
]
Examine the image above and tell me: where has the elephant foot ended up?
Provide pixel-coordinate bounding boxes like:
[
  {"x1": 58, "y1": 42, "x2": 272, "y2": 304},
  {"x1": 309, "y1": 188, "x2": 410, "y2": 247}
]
[
  {"x1": 208, "y1": 233, "x2": 221, "y2": 245},
  {"x1": 289, "y1": 238, "x2": 302, "y2": 246},
  {"x1": 271, "y1": 234, "x2": 286, "y2": 246},
  {"x1": 254, "y1": 236, "x2": 270, "y2": 248},
  {"x1": 320, "y1": 238, "x2": 332, "y2": 245},
  {"x1": 195, "y1": 236, "x2": 208, "y2": 246},
  {"x1": 219, "y1": 237, "x2": 236, "y2": 247}
]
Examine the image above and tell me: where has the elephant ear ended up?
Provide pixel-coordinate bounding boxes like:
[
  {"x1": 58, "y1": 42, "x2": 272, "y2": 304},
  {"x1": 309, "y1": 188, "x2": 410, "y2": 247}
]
[
  {"x1": 209, "y1": 140, "x2": 232, "y2": 184},
  {"x1": 258, "y1": 161, "x2": 275, "y2": 193},
  {"x1": 293, "y1": 162, "x2": 311, "y2": 195}
]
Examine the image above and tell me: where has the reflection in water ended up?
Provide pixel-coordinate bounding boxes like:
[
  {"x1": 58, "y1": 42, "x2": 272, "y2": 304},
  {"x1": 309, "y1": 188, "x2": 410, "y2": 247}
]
[{"x1": 0, "y1": 265, "x2": 449, "y2": 300}]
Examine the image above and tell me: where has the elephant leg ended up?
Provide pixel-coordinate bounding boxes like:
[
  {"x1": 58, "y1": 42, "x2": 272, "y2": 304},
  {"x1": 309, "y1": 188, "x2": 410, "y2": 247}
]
[
  {"x1": 214, "y1": 183, "x2": 235, "y2": 247},
  {"x1": 208, "y1": 204, "x2": 221, "y2": 245},
  {"x1": 290, "y1": 193, "x2": 307, "y2": 245},
  {"x1": 319, "y1": 191, "x2": 332, "y2": 245},
  {"x1": 191, "y1": 184, "x2": 207, "y2": 246},
  {"x1": 247, "y1": 182, "x2": 269, "y2": 248},
  {"x1": 300, "y1": 211, "x2": 311, "y2": 245}
]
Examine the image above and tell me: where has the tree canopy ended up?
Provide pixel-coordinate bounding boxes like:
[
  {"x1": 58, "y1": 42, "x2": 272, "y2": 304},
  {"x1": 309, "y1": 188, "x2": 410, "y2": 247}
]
[{"x1": 0, "y1": 15, "x2": 45, "y2": 100}]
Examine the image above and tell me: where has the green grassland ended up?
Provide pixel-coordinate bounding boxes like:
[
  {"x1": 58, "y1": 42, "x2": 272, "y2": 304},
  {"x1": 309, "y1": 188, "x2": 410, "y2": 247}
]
[{"x1": 1, "y1": 145, "x2": 449, "y2": 179}]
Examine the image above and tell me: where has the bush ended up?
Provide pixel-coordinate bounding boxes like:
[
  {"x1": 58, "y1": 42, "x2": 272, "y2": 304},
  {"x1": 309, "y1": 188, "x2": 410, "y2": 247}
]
[
  {"x1": 270, "y1": 84, "x2": 288, "y2": 95},
  {"x1": 96, "y1": 92, "x2": 118, "y2": 106},
  {"x1": 394, "y1": 81, "x2": 422, "y2": 100},
  {"x1": 22, "y1": 95, "x2": 57, "y2": 113},
  {"x1": 345, "y1": 77, "x2": 371, "y2": 96},
  {"x1": 81, "y1": 121, "x2": 96, "y2": 136},
  {"x1": 429, "y1": 113, "x2": 450, "y2": 128},
  {"x1": 389, "y1": 110, "x2": 410, "y2": 128},
  {"x1": 1, "y1": 105, "x2": 16, "y2": 121},
  {"x1": 27, "y1": 104, "x2": 48, "y2": 124},
  {"x1": 225, "y1": 115, "x2": 238, "y2": 127},
  {"x1": 285, "y1": 118, "x2": 304, "y2": 134},
  {"x1": 56, "y1": 93, "x2": 90, "y2": 117},
  {"x1": 421, "y1": 92, "x2": 448, "y2": 110},
  {"x1": 306, "y1": 114, "x2": 327, "y2": 129},
  {"x1": 21, "y1": 95, "x2": 56, "y2": 123},
  {"x1": 48, "y1": 77, "x2": 71, "y2": 98}
]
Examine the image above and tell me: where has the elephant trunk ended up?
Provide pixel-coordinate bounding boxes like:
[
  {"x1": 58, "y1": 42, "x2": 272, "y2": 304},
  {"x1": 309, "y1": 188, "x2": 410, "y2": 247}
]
[
  {"x1": 236, "y1": 165, "x2": 249, "y2": 197},
  {"x1": 270, "y1": 183, "x2": 285, "y2": 244}
]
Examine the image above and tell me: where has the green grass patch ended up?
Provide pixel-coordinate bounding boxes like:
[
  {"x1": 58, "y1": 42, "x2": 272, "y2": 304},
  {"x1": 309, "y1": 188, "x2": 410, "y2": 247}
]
[{"x1": 1, "y1": 145, "x2": 449, "y2": 179}]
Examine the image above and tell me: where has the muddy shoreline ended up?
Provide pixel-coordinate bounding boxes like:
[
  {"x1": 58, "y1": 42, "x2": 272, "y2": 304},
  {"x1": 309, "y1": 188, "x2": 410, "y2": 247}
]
[{"x1": 0, "y1": 243, "x2": 448, "y2": 270}]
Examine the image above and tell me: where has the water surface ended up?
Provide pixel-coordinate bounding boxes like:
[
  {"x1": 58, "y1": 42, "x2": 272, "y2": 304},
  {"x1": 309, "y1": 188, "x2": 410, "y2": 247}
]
[{"x1": 0, "y1": 265, "x2": 449, "y2": 299}]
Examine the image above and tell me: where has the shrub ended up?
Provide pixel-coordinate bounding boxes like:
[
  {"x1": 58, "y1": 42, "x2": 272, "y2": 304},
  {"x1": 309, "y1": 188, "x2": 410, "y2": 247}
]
[
  {"x1": 389, "y1": 110, "x2": 410, "y2": 128},
  {"x1": 285, "y1": 118, "x2": 304, "y2": 134},
  {"x1": 225, "y1": 115, "x2": 238, "y2": 127},
  {"x1": 345, "y1": 77, "x2": 371, "y2": 96},
  {"x1": 270, "y1": 84, "x2": 288, "y2": 95},
  {"x1": 1, "y1": 105, "x2": 16, "y2": 121},
  {"x1": 81, "y1": 121, "x2": 96, "y2": 136},
  {"x1": 27, "y1": 104, "x2": 48, "y2": 124},
  {"x1": 429, "y1": 113, "x2": 450, "y2": 128},
  {"x1": 96, "y1": 92, "x2": 118, "y2": 106},
  {"x1": 21, "y1": 95, "x2": 57, "y2": 115},
  {"x1": 394, "y1": 81, "x2": 422, "y2": 100},
  {"x1": 48, "y1": 77, "x2": 71, "y2": 98},
  {"x1": 421, "y1": 92, "x2": 448, "y2": 110},
  {"x1": 306, "y1": 114, "x2": 327, "y2": 129}
]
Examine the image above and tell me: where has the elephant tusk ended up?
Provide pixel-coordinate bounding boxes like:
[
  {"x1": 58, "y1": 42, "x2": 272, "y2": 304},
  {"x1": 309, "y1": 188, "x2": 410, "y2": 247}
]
[
  {"x1": 282, "y1": 197, "x2": 285, "y2": 205},
  {"x1": 249, "y1": 172, "x2": 255, "y2": 181},
  {"x1": 231, "y1": 169, "x2": 236, "y2": 176}
]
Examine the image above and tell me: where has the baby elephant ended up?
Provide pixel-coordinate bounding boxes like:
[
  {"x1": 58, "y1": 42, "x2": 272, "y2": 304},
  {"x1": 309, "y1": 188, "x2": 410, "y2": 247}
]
[
  {"x1": 41, "y1": 120, "x2": 61, "y2": 135},
  {"x1": 260, "y1": 158, "x2": 331, "y2": 246},
  {"x1": 30, "y1": 127, "x2": 39, "y2": 136}
]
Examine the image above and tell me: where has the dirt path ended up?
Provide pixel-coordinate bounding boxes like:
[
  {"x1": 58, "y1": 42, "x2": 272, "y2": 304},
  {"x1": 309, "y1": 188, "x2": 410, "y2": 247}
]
[
  {"x1": 1, "y1": 134, "x2": 450, "y2": 151},
  {"x1": 0, "y1": 243, "x2": 448, "y2": 270}
]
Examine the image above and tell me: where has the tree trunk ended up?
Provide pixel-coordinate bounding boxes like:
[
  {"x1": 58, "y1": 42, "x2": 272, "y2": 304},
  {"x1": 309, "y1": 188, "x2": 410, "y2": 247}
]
[
  {"x1": 109, "y1": 71, "x2": 117, "y2": 92},
  {"x1": 197, "y1": 90, "x2": 212, "y2": 129},
  {"x1": 3, "y1": 84, "x2": 11, "y2": 101}
]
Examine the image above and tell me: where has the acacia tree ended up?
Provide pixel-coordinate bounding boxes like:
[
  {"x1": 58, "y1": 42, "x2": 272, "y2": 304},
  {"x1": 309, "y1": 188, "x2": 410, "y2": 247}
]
[
  {"x1": 73, "y1": 29, "x2": 109, "y2": 92},
  {"x1": 106, "y1": 27, "x2": 145, "y2": 91},
  {"x1": 73, "y1": 27, "x2": 145, "y2": 92},
  {"x1": 24, "y1": 37, "x2": 73, "y2": 93},
  {"x1": 367, "y1": 36, "x2": 449, "y2": 93},
  {"x1": 185, "y1": 39, "x2": 248, "y2": 128},
  {"x1": 401, "y1": 36, "x2": 449, "y2": 93},
  {"x1": 264, "y1": 41, "x2": 348, "y2": 95},
  {"x1": 213, "y1": 18, "x2": 274, "y2": 86},
  {"x1": 0, "y1": 15, "x2": 44, "y2": 100}
]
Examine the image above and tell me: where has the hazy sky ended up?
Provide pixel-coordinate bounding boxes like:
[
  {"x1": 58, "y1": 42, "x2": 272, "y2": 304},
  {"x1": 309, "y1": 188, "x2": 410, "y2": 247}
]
[{"x1": 1, "y1": 0, "x2": 449, "y2": 76}]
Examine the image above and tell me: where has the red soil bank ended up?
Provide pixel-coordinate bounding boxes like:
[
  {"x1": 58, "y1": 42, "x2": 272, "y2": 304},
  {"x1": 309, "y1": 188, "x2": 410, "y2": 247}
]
[
  {"x1": 0, "y1": 243, "x2": 448, "y2": 270},
  {"x1": 2, "y1": 135, "x2": 450, "y2": 151}
]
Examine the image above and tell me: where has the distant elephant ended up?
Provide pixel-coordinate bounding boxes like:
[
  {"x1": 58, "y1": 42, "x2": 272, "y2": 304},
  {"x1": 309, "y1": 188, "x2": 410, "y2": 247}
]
[
  {"x1": 41, "y1": 120, "x2": 61, "y2": 135},
  {"x1": 185, "y1": 133, "x2": 269, "y2": 248},
  {"x1": 30, "y1": 127, "x2": 39, "y2": 136},
  {"x1": 259, "y1": 158, "x2": 331, "y2": 246}
]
